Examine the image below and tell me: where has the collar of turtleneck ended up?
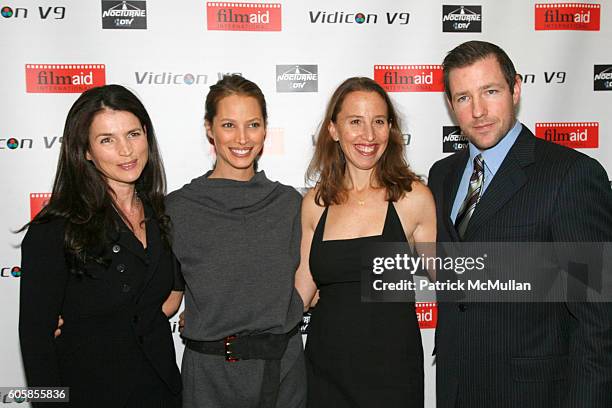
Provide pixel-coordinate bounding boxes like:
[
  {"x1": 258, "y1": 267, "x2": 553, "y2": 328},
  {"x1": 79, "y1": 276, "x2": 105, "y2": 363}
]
[{"x1": 172, "y1": 170, "x2": 281, "y2": 214}]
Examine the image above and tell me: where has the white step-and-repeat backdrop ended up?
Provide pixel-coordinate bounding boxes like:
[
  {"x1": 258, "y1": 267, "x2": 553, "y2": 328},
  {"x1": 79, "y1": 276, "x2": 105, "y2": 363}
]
[{"x1": 1, "y1": 1, "x2": 610, "y2": 406}]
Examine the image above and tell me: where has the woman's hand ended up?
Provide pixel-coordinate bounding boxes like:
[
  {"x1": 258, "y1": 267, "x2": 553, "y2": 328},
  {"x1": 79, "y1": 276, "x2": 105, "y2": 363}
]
[{"x1": 54, "y1": 315, "x2": 63, "y2": 338}]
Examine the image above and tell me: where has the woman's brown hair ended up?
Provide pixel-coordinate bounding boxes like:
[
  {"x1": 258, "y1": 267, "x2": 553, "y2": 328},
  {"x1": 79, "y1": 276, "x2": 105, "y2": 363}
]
[{"x1": 307, "y1": 77, "x2": 419, "y2": 206}]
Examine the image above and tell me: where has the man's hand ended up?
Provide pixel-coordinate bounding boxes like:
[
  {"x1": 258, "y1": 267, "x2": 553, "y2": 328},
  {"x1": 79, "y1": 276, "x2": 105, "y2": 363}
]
[{"x1": 179, "y1": 311, "x2": 184, "y2": 333}]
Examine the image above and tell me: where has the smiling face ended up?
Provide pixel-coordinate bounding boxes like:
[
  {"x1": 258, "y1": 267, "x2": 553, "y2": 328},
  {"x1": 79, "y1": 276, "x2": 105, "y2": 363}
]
[
  {"x1": 328, "y1": 90, "x2": 390, "y2": 172},
  {"x1": 447, "y1": 55, "x2": 521, "y2": 151},
  {"x1": 206, "y1": 94, "x2": 266, "y2": 180},
  {"x1": 86, "y1": 109, "x2": 148, "y2": 192}
]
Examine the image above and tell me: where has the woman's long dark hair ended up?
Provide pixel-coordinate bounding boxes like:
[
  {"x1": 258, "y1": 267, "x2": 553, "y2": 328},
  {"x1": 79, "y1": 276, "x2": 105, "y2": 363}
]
[{"x1": 26, "y1": 84, "x2": 170, "y2": 273}]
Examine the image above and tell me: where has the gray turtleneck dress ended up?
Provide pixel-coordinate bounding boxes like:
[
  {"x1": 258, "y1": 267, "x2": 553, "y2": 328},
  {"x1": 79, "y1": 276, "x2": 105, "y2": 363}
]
[{"x1": 166, "y1": 171, "x2": 306, "y2": 408}]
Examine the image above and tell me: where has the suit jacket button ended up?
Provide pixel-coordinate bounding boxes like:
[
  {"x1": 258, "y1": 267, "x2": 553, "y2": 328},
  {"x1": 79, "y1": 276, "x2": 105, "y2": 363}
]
[
  {"x1": 122, "y1": 283, "x2": 131, "y2": 293},
  {"x1": 458, "y1": 303, "x2": 467, "y2": 312},
  {"x1": 116, "y1": 264, "x2": 126, "y2": 273},
  {"x1": 112, "y1": 244, "x2": 121, "y2": 253}
]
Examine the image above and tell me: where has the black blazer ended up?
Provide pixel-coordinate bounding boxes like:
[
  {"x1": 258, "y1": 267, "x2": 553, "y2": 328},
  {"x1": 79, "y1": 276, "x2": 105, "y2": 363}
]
[
  {"x1": 428, "y1": 125, "x2": 612, "y2": 408},
  {"x1": 19, "y1": 207, "x2": 182, "y2": 407}
]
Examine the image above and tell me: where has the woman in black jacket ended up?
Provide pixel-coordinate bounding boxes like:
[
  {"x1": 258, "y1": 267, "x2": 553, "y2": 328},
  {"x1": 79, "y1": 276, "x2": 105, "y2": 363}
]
[{"x1": 19, "y1": 85, "x2": 183, "y2": 408}]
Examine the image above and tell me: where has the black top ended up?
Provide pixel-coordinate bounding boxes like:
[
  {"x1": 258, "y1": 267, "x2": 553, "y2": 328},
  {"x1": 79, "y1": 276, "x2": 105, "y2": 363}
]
[{"x1": 18, "y1": 205, "x2": 181, "y2": 407}]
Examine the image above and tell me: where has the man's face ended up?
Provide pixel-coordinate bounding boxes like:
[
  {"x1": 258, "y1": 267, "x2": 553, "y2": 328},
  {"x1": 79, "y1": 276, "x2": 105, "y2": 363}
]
[{"x1": 447, "y1": 55, "x2": 521, "y2": 151}]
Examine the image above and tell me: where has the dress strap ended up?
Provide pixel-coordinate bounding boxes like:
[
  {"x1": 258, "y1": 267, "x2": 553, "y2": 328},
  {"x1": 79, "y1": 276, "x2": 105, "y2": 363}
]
[
  {"x1": 312, "y1": 206, "x2": 329, "y2": 243},
  {"x1": 382, "y1": 201, "x2": 408, "y2": 242}
]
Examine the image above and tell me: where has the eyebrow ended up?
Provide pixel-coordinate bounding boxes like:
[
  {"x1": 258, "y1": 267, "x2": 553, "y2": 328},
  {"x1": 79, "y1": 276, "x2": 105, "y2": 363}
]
[
  {"x1": 218, "y1": 117, "x2": 262, "y2": 122},
  {"x1": 94, "y1": 127, "x2": 142, "y2": 138},
  {"x1": 452, "y1": 82, "x2": 504, "y2": 98}
]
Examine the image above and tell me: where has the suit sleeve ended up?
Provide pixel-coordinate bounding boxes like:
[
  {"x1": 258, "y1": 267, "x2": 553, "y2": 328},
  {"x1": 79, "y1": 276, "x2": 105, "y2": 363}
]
[
  {"x1": 551, "y1": 156, "x2": 612, "y2": 408},
  {"x1": 18, "y1": 220, "x2": 69, "y2": 387}
]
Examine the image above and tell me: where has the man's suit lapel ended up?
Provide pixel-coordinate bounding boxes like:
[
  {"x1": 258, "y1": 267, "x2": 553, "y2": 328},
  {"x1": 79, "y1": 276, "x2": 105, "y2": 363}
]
[
  {"x1": 463, "y1": 126, "x2": 536, "y2": 240},
  {"x1": 442, "y1": 149, "x2": 469, "y2": 242}
]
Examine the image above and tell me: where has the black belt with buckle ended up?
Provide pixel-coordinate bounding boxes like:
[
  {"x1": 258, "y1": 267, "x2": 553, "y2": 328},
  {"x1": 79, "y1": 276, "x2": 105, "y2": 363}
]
[{"x1": 185, "y1": 325, "x2": 299, "y2": 408}]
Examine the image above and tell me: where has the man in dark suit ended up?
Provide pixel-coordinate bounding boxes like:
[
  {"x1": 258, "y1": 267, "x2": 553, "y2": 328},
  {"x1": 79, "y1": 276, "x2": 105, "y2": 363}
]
[{"x1": 428, "y1": 40, "x2": 612, "y2": 408}]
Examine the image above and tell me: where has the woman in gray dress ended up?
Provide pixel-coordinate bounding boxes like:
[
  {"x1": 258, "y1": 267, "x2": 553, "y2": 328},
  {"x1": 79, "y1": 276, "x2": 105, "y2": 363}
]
[{"x1": 166, "y1": 75, "x2": 306, "y2": 408}]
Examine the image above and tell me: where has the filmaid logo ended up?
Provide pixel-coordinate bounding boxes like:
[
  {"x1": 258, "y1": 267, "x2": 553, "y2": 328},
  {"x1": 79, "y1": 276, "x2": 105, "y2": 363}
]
[
  {"x1": 416, "y1": 302, "x2": 437, "y2": 329},
  {"x1": 594, "y1": 65, "x2": 612, "y2": 91},
  {"x1": 207, "y1": 2, "x2": 281, "y2": 31},
  {"x1": 443, "y1": 126, "x2": 468, "y2": 152},
  {"x1": 101, "y1": 0, "x2": 147, "y2": 29},
  {"x1": 26, "y1": 64, "x2": 106, "y2": 93},
  {"x1": 374, "y1": 65, "x2": 444, "y2": 92},
  {"x1": 535, "y1": 3, "x2": 600, "y2": 31},
  {"x1": 30, "y1": 193, "x2": 51, "y2": 220},
  {"x1": 442, "y1": 5, "x2": 482, "y2": 32},
  {"x1": 535, "y1": 122, "x2": 599, "y2": 149},
  {"x1": 276, "y1": 65, "x2": 318, "y2": 92}
]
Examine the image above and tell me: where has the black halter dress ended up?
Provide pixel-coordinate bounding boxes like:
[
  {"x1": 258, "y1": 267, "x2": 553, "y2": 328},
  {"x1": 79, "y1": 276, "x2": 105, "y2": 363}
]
[{"x1": 305, "y1": 201, "x2": 424, "y2": 407}]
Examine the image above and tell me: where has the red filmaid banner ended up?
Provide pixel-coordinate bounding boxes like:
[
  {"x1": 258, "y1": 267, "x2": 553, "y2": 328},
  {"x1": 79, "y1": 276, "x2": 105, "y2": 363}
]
[
  {"x1": 25, "y1": 64, "x2": 106, "y2": 93},
  {"x1": 207, "y1": 2, "x2": 282, "y2": 31},
  {"x1": 30, "y1": 193, "x2": 52, "y2": 220},
  {"x1": 416, "y1": 302, "x2": 438, "y2": 329},
  {"x1": 535, "y1": 3, "x2": 600, "y2": 31},
  {"x1": 535, "y1": 122, "x2": 599, "y2": 149},
  {"x1": 374, "y1": 65, "x2": 444, "y2": 93}
]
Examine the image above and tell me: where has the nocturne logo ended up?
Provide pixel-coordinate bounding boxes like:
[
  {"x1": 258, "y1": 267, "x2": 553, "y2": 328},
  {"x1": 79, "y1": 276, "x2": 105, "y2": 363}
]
[
  {"x1": 26, "y1": 64, "x2": 106, "y2": 93},
  {"x1": 416, "y1": 302, "x2": 437, "y2": 329},
  {"x1": 0, "y1": 5, "x2": 65, "y2": 19},
  {"x1": 442, "y1": 5, "x2": 482, "y2": 32},
  {"x1": 276, "y1": 65, "x2": 318, "y2": 93},
  {"x1": 1, "y1": 266, "x2": 21, "y2": 278},
  {"x1": 443, "y1": 126, "x2": 468, "y2": 152},
  {"x1": 101, "y1": 0, "x2": 147, "y2": 29},
  {"x1": 535, "y1": 3, "x2": 600, "y2": 31},
  {"x1": 134, "y1": 71, "x2": 208, "y2": 85},
  {"x1": 0, "y1": 137, "x2": 33, "y2": 150},
  {"x1": 309, "y1": 10, "x2": 409, "y2": 25},
  {"x1": 594, "y1": 65, "x2": 612, "y2": 91},
  {"x1": 374, "y1": 65, "x2": 444, "y2": 92},
  {"x1": 535, "y1": 122, "x2": 599, "y2": 149},
  {"x1": 30, "y1": 192, "x2": 51, "y2": 220},
  {"x1": 207, "y1": 2, "x2": 281, "y2": 31}
]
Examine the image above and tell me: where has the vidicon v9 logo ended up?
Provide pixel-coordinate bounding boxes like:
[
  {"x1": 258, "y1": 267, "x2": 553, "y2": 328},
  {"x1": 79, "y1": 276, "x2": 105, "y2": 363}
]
[{"x1": 1, "y1": 266, "x2": 21, "y2": 278}]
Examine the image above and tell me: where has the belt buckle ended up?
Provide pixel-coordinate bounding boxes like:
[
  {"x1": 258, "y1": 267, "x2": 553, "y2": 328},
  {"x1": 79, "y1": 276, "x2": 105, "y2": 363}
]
[{"x1": 224, "y1": 335, "x2": 239, "y2": 362}]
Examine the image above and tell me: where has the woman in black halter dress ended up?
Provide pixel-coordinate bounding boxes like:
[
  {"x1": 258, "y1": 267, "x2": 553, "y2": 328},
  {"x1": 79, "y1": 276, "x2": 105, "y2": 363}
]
[{"x1": 296, "y1": 77, "x2": 436, "y2": 407}]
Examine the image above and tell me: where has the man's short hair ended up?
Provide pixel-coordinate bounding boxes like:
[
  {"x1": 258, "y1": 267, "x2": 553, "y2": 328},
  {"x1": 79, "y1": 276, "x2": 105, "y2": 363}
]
[{"x1": 442, "y1": 40, "x2": 517, "y2": 101}]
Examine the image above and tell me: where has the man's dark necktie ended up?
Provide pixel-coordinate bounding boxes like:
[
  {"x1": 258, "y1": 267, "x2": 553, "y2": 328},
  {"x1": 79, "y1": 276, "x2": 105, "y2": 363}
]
[{"x1": 455, "y1": 154, "x2": 484, "y2": 238}]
